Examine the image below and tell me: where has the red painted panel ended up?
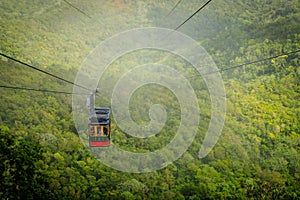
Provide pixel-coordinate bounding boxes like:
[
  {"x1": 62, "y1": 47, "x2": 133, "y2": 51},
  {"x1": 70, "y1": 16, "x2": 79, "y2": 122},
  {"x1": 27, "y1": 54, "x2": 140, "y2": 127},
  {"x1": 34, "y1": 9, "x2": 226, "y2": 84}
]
[{"x1": 89, "y1": 141, "x2": 110, "y2": 147}]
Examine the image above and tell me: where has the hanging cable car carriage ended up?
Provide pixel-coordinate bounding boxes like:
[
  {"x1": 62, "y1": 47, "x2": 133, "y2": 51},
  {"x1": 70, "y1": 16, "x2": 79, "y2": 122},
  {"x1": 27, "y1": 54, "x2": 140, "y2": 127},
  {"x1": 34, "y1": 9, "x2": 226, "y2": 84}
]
[
  {"x1": 89, "y1": 108, "x2": 111, "y2": 147},
  {"x1": 87, "y1": 89, "x2": 111, "y2": 147}
]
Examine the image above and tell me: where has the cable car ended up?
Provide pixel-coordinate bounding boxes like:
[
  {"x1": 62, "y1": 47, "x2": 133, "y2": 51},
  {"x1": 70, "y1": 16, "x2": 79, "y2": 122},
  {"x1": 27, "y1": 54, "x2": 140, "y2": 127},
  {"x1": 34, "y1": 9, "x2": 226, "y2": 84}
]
[
  {"x1": 89, "y1": 108, "x2": 111, "y2": 147},
  {"x1": 87, "y1": 89, "x2": 111, "y2": 147}
]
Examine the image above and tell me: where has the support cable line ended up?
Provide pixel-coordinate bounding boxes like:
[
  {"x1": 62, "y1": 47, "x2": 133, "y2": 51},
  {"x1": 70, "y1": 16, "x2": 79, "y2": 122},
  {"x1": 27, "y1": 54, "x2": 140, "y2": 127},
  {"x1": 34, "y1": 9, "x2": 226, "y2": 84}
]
[
  {"x1": 189, "y1": 49, "x2": 300, "y2": 78},
  {"x1": 166, "y1": 0, "x2": 183, "y2": 17},
  {"x1": 174, "y1": 0, "x2": 212, "y2": 31},
  {"x1": 0, "y1": 52, "x2": 91, "y2": 92},
  {"x1": 161, "y1": 0, "x2": 212, "y2": 40},
  {"x1": 63, "y1": 0, "x2": 91, "y2": 18},
  {"x1": 0, "y1": 85, "x2": 89, "y2": 95}
]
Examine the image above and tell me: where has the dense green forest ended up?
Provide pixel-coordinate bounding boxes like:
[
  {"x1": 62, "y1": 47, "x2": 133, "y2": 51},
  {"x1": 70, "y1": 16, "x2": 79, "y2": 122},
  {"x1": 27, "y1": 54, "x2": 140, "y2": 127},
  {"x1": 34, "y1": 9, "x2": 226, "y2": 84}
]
[{"x1": 1, "y1": 0, "x2": 299, "y2": 199}]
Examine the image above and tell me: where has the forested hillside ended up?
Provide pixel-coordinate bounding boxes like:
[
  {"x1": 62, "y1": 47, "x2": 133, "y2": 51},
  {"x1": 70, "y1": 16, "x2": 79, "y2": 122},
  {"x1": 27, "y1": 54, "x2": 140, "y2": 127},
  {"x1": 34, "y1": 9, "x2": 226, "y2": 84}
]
[{"x1": 1, "y1": 0, "x2": 299, "y2": 199}]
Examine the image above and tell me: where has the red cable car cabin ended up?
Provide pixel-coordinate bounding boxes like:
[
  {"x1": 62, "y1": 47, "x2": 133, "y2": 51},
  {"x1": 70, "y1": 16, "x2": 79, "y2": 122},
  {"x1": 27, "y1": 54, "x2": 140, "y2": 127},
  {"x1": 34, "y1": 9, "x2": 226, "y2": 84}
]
[{"x1": 89, "y1": 108, "x2": 111, "y2": 147}]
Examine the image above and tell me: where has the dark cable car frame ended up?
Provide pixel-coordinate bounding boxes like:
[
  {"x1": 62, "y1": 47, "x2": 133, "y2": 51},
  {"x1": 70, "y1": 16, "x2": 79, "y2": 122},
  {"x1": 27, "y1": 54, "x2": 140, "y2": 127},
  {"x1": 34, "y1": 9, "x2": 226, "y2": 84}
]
[{"x1": 87, "y1": 89, "x2": 111, "y2": 147}]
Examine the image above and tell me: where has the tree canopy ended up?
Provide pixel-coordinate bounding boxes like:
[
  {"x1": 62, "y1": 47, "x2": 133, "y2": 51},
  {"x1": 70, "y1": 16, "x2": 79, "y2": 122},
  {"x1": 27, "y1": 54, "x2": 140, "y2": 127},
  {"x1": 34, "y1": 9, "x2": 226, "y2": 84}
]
[{"x1": 0, "y1": 0, "x2": 299, "y2": 199}]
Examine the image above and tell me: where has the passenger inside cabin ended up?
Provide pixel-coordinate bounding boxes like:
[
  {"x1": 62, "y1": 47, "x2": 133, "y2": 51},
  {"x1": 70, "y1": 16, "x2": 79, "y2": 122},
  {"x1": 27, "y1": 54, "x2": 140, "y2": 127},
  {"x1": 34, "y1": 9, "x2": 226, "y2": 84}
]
[
  {"x1": 97, "y1": 127, "x2": 102, "y2": 135},
  {"x1": 90, "y1": 126, "x2": 94, "y2": 134},
  {"x1": 103, "y1": 126, "x2": 108, "y2": 136}
]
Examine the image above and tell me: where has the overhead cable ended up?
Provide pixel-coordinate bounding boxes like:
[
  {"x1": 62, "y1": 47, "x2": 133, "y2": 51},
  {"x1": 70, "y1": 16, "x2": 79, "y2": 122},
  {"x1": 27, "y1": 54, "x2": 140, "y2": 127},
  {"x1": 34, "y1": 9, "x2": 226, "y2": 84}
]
[
  {"x1": 166, "y1": 0, "x2": 183, "y2": 17},
  {"x1": 174, "y1": 0, "x2": 212, "y2": 31},
  {"x1": 189, "y1": 49, "x2": 300, "y2": 78},
  {"x1": 0, "y1": 52, "x2": 90, "y2": 92},
  {"x1": 0, "y1": 85, "x2": 88, "y2": 95},
  {"x1": 63, "y1": 0, "x2": 91, "y2": 18}
]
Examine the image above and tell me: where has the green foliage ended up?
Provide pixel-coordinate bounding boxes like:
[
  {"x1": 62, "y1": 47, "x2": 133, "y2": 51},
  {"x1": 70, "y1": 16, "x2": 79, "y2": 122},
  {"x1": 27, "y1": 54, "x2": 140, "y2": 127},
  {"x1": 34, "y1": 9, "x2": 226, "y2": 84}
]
[
  {"x1": 0, "y1": 0, "x2": 300, "y2": 199},
  {"x1": 0, "y1": 125, "x2": 46, "y2": 199}
]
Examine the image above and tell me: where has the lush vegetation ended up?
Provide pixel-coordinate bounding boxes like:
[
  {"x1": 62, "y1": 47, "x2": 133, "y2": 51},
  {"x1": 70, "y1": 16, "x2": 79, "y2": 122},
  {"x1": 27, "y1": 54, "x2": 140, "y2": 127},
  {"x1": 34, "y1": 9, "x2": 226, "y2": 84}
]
[{"x1": 1, "y1": 0, "x2": 299, "y2": 199}]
